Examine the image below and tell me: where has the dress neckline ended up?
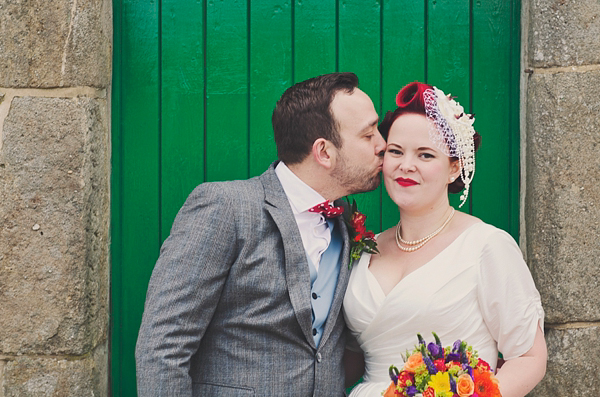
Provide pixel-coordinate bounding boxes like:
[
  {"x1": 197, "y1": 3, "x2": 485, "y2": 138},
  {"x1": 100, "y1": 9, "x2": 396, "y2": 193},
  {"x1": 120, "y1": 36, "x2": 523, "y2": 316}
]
[{"x1": 365, "y1": 222, "x2": 483, "y2": 299}]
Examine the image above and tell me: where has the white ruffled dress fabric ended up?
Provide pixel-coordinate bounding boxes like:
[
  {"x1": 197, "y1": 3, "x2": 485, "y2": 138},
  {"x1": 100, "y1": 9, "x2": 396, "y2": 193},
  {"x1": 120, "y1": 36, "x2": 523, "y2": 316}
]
[{"x1": 343, "y1": 222, "x2": 544, "y2": 397}]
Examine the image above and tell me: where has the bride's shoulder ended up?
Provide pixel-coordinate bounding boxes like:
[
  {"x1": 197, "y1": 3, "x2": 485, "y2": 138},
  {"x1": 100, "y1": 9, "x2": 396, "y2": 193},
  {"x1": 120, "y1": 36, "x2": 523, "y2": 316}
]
[
  {"x1": 451, "y1": 213, "x2": 511, "y2": 244},
  {"x1": 450, "y1": 212, "x2": 486, "y2": 235}
]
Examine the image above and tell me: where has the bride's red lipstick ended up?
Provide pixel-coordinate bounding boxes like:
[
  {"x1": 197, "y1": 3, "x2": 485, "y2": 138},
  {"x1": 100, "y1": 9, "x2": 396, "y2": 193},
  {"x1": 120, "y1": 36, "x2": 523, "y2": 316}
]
[{"x1": 396, "y1": 177, "x2": 418, "y2": 187}]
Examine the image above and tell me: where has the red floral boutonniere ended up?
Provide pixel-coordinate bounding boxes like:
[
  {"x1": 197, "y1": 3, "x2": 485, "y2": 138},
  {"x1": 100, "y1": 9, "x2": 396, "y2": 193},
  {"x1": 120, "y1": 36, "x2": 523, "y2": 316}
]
[{"x1": 345, "y1": 199, "x2": 379, "y2": 268}]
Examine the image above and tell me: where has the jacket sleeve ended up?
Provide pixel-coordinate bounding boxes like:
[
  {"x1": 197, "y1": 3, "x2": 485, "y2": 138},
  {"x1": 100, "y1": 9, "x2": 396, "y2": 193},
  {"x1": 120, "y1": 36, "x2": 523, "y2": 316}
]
[{"x1": 135, "y1": 183, "x2": 238, "y2": 397}]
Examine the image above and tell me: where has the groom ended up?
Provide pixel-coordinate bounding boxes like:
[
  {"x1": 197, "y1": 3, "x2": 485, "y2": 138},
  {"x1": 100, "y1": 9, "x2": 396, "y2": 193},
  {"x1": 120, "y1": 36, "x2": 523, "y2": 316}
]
[{"x1": 135, "y1": 72, "x2": 385, "y2": 396}]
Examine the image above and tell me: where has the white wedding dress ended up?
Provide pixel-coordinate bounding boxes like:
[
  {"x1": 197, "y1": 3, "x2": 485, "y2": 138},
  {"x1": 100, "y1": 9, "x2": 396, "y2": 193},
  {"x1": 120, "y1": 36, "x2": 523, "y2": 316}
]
[{"x1": 343, "y1": 222, "x2": 544, "y2": 397}]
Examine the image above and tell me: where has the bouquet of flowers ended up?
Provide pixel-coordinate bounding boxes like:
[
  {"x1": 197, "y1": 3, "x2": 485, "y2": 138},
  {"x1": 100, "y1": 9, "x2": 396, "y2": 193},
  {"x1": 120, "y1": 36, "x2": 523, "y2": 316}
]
[{"x1": 384, "y1": 333, "x2": 501, "y2": 397}]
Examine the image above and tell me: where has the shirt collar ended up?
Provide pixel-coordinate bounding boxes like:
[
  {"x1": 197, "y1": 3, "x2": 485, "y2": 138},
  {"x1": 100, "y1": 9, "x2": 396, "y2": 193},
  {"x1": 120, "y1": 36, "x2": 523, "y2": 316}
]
[{"x1": 275, "y1": 161, "x2": 327, "y2": 214}]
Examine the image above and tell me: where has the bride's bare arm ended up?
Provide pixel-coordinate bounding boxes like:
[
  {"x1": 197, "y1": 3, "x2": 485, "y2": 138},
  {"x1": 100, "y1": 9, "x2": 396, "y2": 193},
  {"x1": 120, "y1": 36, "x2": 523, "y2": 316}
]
[
  {"x1": 495, "y1": 325, "x2": 547, "y2": 397},
  {"x1": 344, "y1": 349, "x2": 365, "y2": 388}
]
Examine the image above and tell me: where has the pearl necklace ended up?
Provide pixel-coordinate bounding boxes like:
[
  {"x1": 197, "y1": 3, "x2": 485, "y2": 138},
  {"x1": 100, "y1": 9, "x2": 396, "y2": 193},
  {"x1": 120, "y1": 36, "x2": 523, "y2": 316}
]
[{"x1": 395, "y1": 208, "x2": 455, "y2": 252}]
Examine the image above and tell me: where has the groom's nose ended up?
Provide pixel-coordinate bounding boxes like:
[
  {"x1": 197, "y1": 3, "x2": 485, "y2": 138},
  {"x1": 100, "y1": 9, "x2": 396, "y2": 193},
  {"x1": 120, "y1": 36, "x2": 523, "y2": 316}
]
[{"x1": 373, "y1": 130, "x2": 386, "y2": 155}]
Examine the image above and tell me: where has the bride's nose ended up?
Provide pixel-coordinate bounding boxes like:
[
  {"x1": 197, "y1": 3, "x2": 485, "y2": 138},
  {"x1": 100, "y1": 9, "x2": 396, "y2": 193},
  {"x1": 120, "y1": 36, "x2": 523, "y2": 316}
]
[{"x1": 399, "y1": 156, "x2": 417, "y2": 172}]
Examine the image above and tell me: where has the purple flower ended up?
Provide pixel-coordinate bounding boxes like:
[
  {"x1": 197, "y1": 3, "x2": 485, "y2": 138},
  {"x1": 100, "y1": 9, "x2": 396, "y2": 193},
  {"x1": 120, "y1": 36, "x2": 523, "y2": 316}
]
[
  {"x1": 428, "y1": 342, "x2": 441, "y2": 358},
  {"x1": 452, "y1": 340, "x2": 461, "y2": 353},
  {"x1": 446, "y1": 353, "x2": 460, "y2": 362},
  {"x1": 423, "y1": 354, "x2": 438, "y2": 375},
  {"x1": 406, "y1": 386, "x2": 418, "y2": 396},
  {"x1": 463, "y1": 364, "x2": 474, "y2": 378},
  {"x1": 432, "y1": 332, "x2": 444, "y2": 357},
  {"x1": 449, "y1": 373, "x2": 457, "y2": 393}
]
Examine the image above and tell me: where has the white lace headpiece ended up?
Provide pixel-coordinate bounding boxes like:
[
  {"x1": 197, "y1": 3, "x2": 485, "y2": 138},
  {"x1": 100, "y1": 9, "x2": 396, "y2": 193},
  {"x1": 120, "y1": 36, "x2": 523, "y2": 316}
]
[{"x1": 423, "y1": 87, "x2": 476, "y2": 208}]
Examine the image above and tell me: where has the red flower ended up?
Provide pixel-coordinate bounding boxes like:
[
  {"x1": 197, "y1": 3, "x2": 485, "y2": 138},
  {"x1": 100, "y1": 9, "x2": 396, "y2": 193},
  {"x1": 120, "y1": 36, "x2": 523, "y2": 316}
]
[
  {"x1": 434, "y1": 358, "x2": 446, "y2": 372},
  {"x1": 397, "y1": 370, "x2": 415, "y2": 388},
  {"x1": 351, "y1": 212, "x2": 366, "y2": 225},
  {"x1": 476, "y1": 358, "x2": 492, "y2": 372},
  {"x1": 446, "y1": 361, "x2": 462, "y2": 371},
  {"x1": 473, "y1": 368, "x2": 501, "y2": 397},
  {"x1": 423, "y1": 387, "x2": 435, "y2": 397},
  {"x1": 346, "y1": 200, "x2": 379, "y2": 265}
]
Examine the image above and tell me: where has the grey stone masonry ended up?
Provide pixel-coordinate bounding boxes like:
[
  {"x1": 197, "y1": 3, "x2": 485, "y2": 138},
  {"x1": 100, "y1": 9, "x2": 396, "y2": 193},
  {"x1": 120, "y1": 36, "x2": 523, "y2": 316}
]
[
  {"x1": 525, "y1": 70, "x2": 600, "y2": 324},
  {"x1": 531, "y1": 326, "x2": 600, "y2": 396},
  {"x1": 528, "y1": 0, "x2": 600, "y2": 67},
  {"x1": 1, "y1": 341, "x2": 107, "y2": 397},
  {"x1": 0, "y1": 0, "x2": 111, "y2": 394},
  {"x1": 525, "y1": 0, "x2": 600, "y2": 396},
  {"x1": 0, "y1": 95, "x2": 109, "y2": 356},
  {"x1": 0, "y1": 0, "x2": 111, "y2": 88}
]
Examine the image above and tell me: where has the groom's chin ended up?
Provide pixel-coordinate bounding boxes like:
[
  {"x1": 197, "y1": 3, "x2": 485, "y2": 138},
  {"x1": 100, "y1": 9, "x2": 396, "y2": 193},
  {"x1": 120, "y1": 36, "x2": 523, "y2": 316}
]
[{"x1": 352, "y1": 177, "x2": 382, "y2": 195}]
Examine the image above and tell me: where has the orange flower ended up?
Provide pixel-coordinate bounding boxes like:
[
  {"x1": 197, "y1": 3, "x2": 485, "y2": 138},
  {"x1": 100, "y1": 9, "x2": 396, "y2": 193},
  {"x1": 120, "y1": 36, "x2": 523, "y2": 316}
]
[
  {"x1": 383, "y1": 382, "x2": 400, "y2": 397},
  {"x1": 456, "y1": 373, "x2": 475, "y2": 397},
  {"x1": 403, "y1": 352, "x2": 424, "y2": 373},
  {"x1": 473, "y1": 368, "x2": 501, "y2": 397}
]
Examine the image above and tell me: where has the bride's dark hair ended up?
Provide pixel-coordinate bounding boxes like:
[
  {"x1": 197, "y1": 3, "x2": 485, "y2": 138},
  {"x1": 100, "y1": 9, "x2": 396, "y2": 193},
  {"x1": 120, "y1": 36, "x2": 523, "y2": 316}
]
[{"x1": 378, "y1": 82, "x2": 481, "y2": 194}]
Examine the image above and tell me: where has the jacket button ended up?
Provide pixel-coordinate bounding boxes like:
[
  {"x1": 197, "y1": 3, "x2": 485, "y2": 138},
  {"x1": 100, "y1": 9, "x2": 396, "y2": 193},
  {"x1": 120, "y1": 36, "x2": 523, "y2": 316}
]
[{"x1": 316, "y1": 353, "x2": 322, "y2": 363}]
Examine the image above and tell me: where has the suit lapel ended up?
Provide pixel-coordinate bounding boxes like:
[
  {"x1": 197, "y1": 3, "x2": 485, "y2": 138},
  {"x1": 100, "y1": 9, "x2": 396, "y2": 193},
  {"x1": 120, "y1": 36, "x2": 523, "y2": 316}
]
[{"x1": 261, "y1": 165, "x2": 317, "y2": 350}]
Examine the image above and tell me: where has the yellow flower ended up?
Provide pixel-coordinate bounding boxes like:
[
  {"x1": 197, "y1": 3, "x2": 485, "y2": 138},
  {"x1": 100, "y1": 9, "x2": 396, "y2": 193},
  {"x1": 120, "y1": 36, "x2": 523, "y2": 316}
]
[{"x1": 428, "y1": 372, "x2": 451, "y2": 394}]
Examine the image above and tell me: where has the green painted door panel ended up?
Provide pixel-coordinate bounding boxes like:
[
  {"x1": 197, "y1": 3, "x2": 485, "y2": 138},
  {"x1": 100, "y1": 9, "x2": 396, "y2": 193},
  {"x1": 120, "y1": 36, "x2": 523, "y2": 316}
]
[{"x1": 111, "y1": 1, "x2": 521, "y2": 395}]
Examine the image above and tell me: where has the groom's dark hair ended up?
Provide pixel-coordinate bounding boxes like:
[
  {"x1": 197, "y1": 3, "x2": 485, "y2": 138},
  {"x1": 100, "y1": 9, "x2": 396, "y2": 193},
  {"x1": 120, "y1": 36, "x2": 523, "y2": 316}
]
[{"x1": 272, "y1": 72, "x2": 359, "y2": 165}]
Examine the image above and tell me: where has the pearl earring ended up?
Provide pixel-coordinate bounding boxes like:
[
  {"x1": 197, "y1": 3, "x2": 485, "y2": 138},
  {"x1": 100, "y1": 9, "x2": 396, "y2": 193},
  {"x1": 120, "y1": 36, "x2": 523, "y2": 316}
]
[{"x1": 450, "y1": 177, "x2": 455, "y2": 183}]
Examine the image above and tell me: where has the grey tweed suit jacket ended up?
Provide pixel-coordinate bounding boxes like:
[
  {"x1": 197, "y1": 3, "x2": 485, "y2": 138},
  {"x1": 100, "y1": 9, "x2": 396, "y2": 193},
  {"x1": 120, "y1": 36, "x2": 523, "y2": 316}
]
[{"x1": 135, "y1": 163, "x2": 352, "y2": 396}]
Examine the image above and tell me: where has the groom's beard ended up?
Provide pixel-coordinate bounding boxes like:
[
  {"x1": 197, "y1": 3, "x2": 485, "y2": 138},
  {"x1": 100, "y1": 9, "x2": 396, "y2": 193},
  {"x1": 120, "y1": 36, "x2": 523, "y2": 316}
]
[{"x1": 331, "y1": 153, "x2": 381, "y2": 195}]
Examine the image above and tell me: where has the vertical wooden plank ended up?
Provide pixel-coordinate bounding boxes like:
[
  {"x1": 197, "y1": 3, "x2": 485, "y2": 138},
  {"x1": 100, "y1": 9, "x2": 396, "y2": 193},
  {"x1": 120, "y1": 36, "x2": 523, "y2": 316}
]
[
  {"x1": 471, "y1": 0, "x2": 512, "y2": 231},
  {"x1": 206, "y1": 0, "x2": 248, "y2": 182},
  {"x1": 427, "y1": 0, "x2": 470, "y2": 210},
  {"x1": 110, "y1": 0, "x2": 123, "y2": 393},
  {"x1": 249, "y1": 1, "x2": 292, "y2": 177},
  {"x1": 294, "y1": 0, "x2": 336, "y2": 82},
  {"x1": 381, "y1": 0, "x2": 426, "y2": 231},
  {"x1": 161, "y1": 0, "x2": 205, "y2": 240},
  {"x1": 116, "y1": 0, "x2": 161, "y2": 395},
  {"x1": 508, "y1": 0, "x2": 521, "y2": 240},
  {"x1": 339, "y1": 0, "x2": 382, "y2": 232}
]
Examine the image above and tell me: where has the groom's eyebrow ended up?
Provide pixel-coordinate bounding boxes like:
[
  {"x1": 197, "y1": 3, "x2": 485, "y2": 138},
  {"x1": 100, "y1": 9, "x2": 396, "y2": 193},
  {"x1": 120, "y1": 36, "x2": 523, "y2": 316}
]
[{"x1": 360, "y1": 118, "x2": 379, "y2": 133}]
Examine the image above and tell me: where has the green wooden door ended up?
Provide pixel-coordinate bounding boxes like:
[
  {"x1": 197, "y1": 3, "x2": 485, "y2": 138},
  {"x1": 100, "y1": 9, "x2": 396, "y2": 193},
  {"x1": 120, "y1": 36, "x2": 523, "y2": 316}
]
[{"x1": 111, "y1": 1, "x2": 521, "y2": 395}]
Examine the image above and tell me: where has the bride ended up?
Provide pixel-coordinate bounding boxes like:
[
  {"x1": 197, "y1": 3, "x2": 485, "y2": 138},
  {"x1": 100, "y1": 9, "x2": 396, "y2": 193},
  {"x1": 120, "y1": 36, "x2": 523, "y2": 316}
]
[{"x1": 343, "y1": 82, "x2": 547, "y2": 397}]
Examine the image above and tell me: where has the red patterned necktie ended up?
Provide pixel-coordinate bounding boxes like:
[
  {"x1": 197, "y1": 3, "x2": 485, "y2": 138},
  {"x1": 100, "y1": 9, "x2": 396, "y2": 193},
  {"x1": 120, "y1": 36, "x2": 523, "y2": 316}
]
[{"x1": 308, "y1": 201, "x2": 344, "y2": 218}]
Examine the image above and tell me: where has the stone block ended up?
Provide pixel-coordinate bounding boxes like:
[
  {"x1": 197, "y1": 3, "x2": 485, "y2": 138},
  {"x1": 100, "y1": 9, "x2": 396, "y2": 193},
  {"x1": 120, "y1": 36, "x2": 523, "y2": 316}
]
[
  {"x1": 0, "y1": 0, "x2": 111, "y2": 88},
  {"x1": 528, "y1": 0, "x2": 600, "y2": 67},
  {"x1": 525, "y1": 71, "x2": 600, "y2": 323},
  {"x1": 1, "y1": 341, "x2": 107, "y2": 397},
  {"x1": 0, "y1": 96, "x2": 109, "y2": 355},
  {"x1": 530, "y1": 326, "x2": 600, "y2": 396}
]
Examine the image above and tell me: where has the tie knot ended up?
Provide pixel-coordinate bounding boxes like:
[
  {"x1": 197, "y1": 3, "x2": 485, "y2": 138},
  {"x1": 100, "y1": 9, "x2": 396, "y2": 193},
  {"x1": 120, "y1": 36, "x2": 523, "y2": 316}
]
[{"x1": 308, "y1": 201, "x2": 344, "y2": 218}]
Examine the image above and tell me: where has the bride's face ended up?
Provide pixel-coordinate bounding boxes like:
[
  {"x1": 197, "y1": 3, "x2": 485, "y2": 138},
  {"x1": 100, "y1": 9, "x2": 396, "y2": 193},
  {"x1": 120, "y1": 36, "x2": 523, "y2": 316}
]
[{"x1": 382, "y1": 113, "x2": 459, "y2": 211}]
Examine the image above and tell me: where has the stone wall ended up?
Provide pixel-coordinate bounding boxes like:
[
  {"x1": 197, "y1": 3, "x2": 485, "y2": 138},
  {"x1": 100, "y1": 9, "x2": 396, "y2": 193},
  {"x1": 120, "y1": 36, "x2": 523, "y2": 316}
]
[
  {"x1": 524, "y1": 0, "x2": 600, "y2": 395},
  {"x1": 0, "y1": 0, "x2": 111, "y2": 396}
]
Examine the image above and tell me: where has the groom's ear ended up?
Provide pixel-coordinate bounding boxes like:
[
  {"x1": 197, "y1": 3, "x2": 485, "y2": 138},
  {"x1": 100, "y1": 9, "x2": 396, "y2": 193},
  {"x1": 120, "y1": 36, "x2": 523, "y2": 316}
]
[{"x1": 311, "y1": 138, "x2": 336, "y2": 169}]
